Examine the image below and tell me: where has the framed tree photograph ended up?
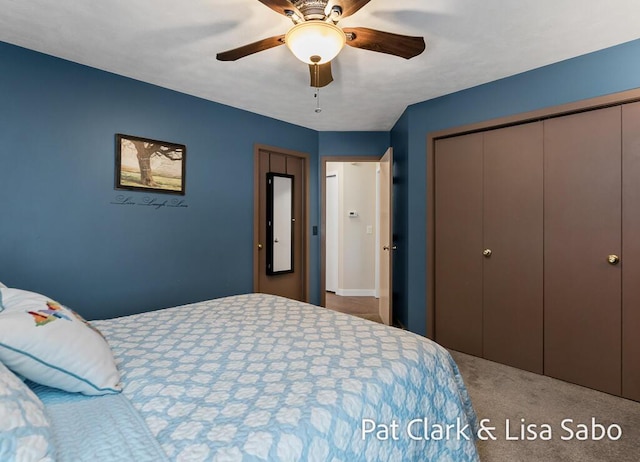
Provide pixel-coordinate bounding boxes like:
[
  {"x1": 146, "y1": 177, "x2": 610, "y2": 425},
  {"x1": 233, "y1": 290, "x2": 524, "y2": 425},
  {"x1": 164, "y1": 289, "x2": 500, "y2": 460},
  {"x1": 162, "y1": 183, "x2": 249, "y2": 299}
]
[{"x1": 115, "y1": 134, "x2": 186, "y2": 195}]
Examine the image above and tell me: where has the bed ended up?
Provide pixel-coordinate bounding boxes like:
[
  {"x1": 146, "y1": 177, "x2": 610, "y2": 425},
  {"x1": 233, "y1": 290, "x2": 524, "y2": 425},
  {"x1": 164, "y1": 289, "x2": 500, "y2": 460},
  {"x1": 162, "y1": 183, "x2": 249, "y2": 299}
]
[{"x1": 0, "y1": 289, "x2": 480, "y2": 461}]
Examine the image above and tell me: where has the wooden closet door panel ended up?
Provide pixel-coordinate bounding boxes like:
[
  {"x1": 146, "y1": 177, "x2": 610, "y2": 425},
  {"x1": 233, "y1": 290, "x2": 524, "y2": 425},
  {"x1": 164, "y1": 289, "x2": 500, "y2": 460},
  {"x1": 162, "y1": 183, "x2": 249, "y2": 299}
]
[
  {"x1": 623, "y1": 101, "x2": 640, "y2": 401},
  {"x1": 434, "y1": 133, "x2": 484, "y2": 356},
  {"x1": 483, "y1": 122, "x2": 544, "y2": 373},
  {"x1": 544, "y1": 107, "x2": 622, "y2": 395}
]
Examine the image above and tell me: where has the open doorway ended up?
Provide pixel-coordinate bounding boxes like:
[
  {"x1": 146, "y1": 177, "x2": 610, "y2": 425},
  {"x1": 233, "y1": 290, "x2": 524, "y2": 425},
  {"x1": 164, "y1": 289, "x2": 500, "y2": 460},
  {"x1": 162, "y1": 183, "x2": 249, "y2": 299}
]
[{"x1": 321, "y1": 151, "x2": 393, "y2": 325}]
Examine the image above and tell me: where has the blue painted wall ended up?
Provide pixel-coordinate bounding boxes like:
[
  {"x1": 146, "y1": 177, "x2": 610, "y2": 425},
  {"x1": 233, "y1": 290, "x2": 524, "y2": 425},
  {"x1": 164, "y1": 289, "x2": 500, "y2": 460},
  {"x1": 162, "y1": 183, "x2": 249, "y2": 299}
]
[
  {"x1": 318, "y1": 131, "x2": 389, "y2": 157},
  {"x1": 0, "y1": 41, "x2": 319, "y2": 319},
  {"x1": 4, "y1": 36, "x2": 640, "y2": 333},
  {"x1": 391, "y1": 38, "x2": 640, "y2": 336}
]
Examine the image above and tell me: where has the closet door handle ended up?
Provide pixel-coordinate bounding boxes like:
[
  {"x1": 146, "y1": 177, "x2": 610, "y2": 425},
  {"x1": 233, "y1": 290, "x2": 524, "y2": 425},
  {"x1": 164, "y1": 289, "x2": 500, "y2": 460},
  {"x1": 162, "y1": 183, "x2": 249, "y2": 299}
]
[
  {"x1": 607, "y1": 254, "x2": 620, "y2": 265},
  {"x1": 483, "y1": 249, "x2": 492, "y2": 258}
]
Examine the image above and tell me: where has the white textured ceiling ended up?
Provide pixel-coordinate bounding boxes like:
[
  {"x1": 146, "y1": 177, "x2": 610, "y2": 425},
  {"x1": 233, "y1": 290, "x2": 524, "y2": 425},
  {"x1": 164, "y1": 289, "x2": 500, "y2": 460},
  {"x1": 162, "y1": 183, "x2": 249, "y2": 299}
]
[{"x1": 1, "y1": 0, "x2": 640, "y2": 131}]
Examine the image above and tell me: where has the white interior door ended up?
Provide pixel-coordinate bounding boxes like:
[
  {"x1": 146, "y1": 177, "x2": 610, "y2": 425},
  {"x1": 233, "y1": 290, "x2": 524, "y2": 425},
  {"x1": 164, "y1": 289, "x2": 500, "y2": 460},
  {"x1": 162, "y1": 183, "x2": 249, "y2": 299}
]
[
  {"x1": 326, "y1": 174, "x2": 339, "y2": 292},
  {"x1": 379, "y1": 148, "x2": 393, "y2": 325}
]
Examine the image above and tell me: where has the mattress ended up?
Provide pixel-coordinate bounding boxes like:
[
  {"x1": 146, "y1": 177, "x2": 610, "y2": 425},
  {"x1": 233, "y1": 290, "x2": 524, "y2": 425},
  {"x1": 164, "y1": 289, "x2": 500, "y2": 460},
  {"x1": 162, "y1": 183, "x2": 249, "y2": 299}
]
[{"x1": 81, "y1": 293, "x2": 479, "y2": 461}]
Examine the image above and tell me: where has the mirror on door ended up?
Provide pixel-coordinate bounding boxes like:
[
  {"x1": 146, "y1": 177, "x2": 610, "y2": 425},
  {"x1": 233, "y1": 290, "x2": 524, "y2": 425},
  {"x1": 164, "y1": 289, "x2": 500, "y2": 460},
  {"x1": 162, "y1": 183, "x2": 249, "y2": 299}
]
[{"x1": 267, "y1": 172, "x2": 294, "y2": 274}]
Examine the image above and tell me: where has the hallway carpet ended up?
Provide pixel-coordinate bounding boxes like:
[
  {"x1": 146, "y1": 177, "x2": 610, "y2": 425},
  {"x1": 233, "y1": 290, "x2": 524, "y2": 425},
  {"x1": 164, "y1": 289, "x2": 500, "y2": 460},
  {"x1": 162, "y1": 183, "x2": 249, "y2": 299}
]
[{"x1": 325, "y1": 292, "x2": 383, "y2": 324}]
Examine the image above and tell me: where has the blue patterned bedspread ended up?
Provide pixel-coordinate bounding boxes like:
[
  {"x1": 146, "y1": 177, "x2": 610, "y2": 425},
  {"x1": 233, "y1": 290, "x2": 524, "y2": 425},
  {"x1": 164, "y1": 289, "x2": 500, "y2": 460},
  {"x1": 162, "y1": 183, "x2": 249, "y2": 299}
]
[
  {"x1": 92, "y1": 294, "x2": 479, "y2": 461},
  {"x1": 31, "y1": 383, "x2": 168, "y2": 461}
]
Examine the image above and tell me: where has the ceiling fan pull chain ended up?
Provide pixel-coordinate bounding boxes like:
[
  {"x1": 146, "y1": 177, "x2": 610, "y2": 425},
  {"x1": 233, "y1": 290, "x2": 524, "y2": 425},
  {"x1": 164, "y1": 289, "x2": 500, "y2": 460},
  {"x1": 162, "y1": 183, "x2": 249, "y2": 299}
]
[
  {"x1": 314, "y1": 62, "x2": 322, "y2": 113},
  {"x1": 314, "y1": 87, "x2": 322, "y2": 113}
]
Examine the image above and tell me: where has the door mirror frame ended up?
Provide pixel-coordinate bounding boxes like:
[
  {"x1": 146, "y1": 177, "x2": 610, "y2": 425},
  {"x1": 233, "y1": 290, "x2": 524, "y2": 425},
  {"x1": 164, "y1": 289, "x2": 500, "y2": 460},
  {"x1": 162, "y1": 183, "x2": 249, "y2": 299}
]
[{"x1": 266, "y1": 172, "x2": 294, "y2": 275}]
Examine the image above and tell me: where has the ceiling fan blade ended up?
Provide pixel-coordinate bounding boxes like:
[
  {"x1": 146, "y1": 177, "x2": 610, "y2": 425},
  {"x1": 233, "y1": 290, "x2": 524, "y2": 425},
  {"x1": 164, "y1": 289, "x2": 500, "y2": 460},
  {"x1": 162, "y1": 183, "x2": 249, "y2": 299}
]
[
  {"x1": 325, "y1": 0, "x2": 371, "y2": 19},
  {"x1": 343, "y1": 27, "x2": 426, "y2": 59},
  {"x1": 309, "y1": 62, "x2": 333, "y2": 88},
  {"x1": 256, "y1": 0, "x2": 302, "y2": 18},
  {"x1": 216, "y1": 35, "x2": 285, "y2": 61}
]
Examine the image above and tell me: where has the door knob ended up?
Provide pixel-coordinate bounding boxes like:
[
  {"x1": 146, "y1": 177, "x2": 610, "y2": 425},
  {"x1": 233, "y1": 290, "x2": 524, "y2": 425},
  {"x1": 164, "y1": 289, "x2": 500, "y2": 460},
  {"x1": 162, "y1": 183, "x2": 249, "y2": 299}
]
[
  {"x1": 258, "y1": 244, "x2": 263, "y2": 250},
  {"x1": 483, "y1": 249, "x2": 492, "y2": 258},
  {"x1": 392, "y1": 245, "x2": 397, "y2": 250},
  {"x1": 607, "y1": 254, "x2": 620, "y2": 265},
  {"x1": 383, "y1": 245, "x2": 390, "y2": 251}
]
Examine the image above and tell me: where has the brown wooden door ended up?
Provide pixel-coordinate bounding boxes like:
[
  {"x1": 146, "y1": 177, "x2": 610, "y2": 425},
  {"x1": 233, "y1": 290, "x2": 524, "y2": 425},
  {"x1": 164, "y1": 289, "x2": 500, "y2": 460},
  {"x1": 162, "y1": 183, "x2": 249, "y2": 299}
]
[
  {"x1": 483, "y1": 122, "x2": 544, "y2": 373},
  {"x1": 544, "y1": 107, "x2": 622, "y2": 395},
  {"x1": 256, "y1": 148, "x2": 306, "y2": 301},
  {"x1": 622, "y1": 101, "x2": 640, "y2": 401},
  {"x1": 379, "y1": 148, "x2": 393, "y2": 325},
  {"x1": 434, "y1": 133, "x2": 484, "y2": 356}
]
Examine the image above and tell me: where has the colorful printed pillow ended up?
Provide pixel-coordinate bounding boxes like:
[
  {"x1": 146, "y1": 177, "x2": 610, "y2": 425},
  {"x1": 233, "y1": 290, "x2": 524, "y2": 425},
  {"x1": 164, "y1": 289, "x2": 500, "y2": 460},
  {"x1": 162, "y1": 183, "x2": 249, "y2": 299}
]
[
  {"x1": 0, "y1": 288, "x2": 122, "y2": 395},
  {"x1": 0, "y1": 360, "x2": 56, "y2": 461}
]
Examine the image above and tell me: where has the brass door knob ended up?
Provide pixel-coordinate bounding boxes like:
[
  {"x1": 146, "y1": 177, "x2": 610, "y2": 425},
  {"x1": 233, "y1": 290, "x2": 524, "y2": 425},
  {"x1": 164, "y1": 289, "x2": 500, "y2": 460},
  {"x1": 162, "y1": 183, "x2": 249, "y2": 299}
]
[
  {"x1": 483, "y1": 249, "x2": 492, "y2": 258},
  {"x1": 608, "y1": 254, "x2": 620, "y2": 265},
  {"x1": 383, "y1": 245, "x2": 390, "y2": 251},
  {"x1": 258, "y1": 244, "x2": 263, "y2": 250}
]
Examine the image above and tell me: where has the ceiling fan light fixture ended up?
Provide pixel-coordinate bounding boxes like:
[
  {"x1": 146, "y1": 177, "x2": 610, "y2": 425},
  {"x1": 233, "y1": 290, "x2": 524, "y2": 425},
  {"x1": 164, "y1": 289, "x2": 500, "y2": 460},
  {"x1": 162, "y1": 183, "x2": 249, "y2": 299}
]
[{"x1": 285, "y1": 21, "x2": 346, "y2": 65}]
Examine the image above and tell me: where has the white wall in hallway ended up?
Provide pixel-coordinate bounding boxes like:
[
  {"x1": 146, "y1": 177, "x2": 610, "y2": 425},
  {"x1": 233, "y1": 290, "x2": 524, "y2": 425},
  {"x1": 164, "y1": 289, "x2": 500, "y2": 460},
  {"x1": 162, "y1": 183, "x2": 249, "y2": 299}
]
[{"x1": 327, "y1": 162, "x2": 378, "y2": 296}]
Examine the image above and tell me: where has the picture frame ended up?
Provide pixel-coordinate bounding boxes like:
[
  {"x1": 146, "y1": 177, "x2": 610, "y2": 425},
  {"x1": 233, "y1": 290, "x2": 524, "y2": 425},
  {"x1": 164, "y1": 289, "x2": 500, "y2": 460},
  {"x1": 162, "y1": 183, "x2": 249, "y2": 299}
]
[{"x1": 115, "y1": 134, "x2": 186, "y2": 195}]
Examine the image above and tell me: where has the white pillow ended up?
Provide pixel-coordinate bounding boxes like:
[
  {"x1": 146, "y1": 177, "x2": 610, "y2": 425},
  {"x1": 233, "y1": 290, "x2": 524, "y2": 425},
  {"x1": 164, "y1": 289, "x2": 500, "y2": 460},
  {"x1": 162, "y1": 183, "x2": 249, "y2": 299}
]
[
  {"x1": 0, "y1": 288, "x2": 122, "y2": 395},
  {"x1": 0, "y1": 281, "x2": 7, "y2": 288},
  {"x1": 0, "y1": 361, "x2": 56, "y2": 461}
]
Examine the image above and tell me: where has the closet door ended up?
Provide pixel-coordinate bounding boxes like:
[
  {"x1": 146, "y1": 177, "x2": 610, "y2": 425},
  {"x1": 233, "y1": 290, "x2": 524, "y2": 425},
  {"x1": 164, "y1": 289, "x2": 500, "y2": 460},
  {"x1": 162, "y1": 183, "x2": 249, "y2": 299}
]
[
  {"x1": 434, "y1": 133, "x2": 483, "y2": 356},
  {"x1": 483, "y1": 122, "x2": 544, "y2": 373},
  {"x1": 544, "y1": 107, "x2": 622, "y2": 395},
  {"x1": 622, "y1": 101, "x2": 640, "y2": 401}
]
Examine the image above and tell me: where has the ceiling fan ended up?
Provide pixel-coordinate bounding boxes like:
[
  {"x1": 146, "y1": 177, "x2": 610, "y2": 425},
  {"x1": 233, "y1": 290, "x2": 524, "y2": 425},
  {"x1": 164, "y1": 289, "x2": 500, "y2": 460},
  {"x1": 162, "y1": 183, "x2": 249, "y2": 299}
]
[{"x1": 216, "y1": 0, "x2": 426, "y2": 88}]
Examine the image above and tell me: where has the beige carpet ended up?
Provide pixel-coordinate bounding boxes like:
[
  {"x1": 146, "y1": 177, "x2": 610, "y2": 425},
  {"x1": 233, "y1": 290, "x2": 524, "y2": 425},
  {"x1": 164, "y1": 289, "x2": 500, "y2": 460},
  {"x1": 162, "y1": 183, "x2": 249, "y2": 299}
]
[{"x1": 449, "y1": 350, "x2": 640, "y2": 462}]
